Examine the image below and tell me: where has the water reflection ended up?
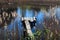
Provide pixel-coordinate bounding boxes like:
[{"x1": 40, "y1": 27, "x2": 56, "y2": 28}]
[
  {"x1": 0, "y1": 6, "x2": 60, "y2": 40},
  {"x1": 11, "y1": 7, "x2": 60, "y2": 40},
  {"x1": 55, "y1": 7, "x2": 60, "y2": 20},
  {"x1": 24, "y1": 8, "x2": 34, "y2": 17},
  {"x1": 17, "y1": 7, "x2": 22, "y2": 17},
  {"x1": 36, "y1": 11, "x2": 44, "y2": 23}
]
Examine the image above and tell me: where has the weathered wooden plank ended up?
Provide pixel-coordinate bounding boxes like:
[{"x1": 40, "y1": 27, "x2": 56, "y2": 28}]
[{"x1": 0, "y1": 0, "x2": 60, "y2": 8}]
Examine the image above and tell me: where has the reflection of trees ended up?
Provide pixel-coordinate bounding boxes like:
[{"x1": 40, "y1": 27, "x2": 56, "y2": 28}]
[
  {"x1": 33, "y1": 16, "x2": 60, "y2": 40},
  {"x1": 0, "y1": 8, "x2": 18, "y2": 40},
  {"x1": 43, "y1": 17, "x2": 60, "y2": 40},
  {"x1": 0, "y1": 8, "x2": 17, "y2": 28}
]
